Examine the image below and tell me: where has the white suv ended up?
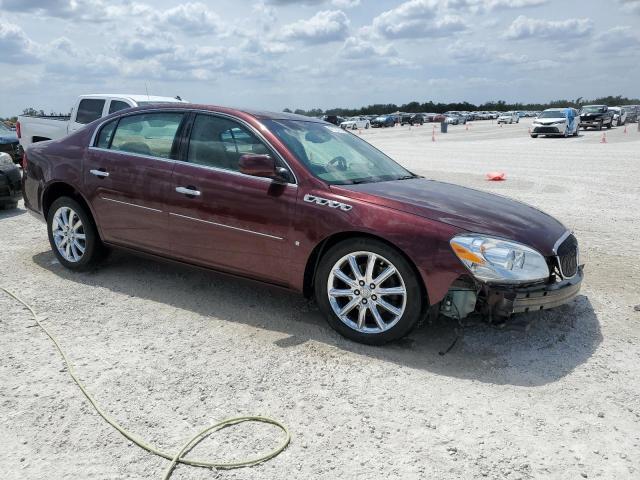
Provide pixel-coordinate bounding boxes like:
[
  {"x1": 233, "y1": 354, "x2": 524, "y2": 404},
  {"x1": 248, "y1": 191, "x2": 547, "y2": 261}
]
[
  {"x1": 531, "y1": 108, "x2": 579, "y2": 138},
  {"x1": 497, "y1": 112, "x2": 519, "y2": 124}
]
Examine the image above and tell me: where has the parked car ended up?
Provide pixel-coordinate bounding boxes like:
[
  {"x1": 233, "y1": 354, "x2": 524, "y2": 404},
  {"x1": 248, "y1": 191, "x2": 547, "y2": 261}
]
[
  {"x1": 445, "y1": 114, "x2": 464, "y2": 125},
  {"x1": 0, "y1": 122, "x2": 23, "y2": 165},
  {"x1": 0, "y1": 152, "x2": 21, "y2": 209},
  {"x1": 622, "y1": 105, "x2": 639, "y2": 123},
  {"x1": 340, "y1": 116, "x2": 370, "y2": 130},
  {"x1": 22, "y1": 104, "x2": 583, "y2": 345},
  {"x1": 608, "y1": 107, "x2": 627, "y2": 126},
  {"x1": 530, "y1": 108, "x2": 579, "y2": 138},
  {"x1": 322, "y1": 115, "x2": 345, "y2": 126},
  {"x1": 17, "y1": 93, "x2": 187, "y2": 149},
  {"x1": 430, "y1": 113, "x2": 446, "y2": 123},
  {"x1": 400, "y1": 113, "x2": 425, "y2": 126},
  {"x1": 497, "y1": 112, "x2": 519, "y2": 124},
  {"x1": 579, "y1": 105, "x2": 613, "y2": 130},
  {"x1": 370, "y1": 115, "x2": 396, "y2": 128}
]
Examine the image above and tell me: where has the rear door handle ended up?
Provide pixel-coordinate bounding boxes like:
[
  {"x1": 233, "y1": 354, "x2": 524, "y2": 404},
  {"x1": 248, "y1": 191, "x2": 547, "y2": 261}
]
[
  {"x1": 176, "y1": 186, "x2": 201, "y2": 197},
  {"x1": 90, "y1": 169, "x2": 109, "y2": 178}
]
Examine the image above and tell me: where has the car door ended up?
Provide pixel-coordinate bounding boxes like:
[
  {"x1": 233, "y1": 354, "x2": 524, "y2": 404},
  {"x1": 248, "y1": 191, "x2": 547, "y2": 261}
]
[
  {"x1": 167, "y1": 113, "x2": 298, "y2": 285},
  {"x1": 84, "y1": 111, "x2": 185, "y2": 254}
]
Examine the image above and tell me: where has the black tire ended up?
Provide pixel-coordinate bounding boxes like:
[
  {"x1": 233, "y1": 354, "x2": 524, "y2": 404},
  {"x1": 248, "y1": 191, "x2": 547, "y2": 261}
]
[
  {"x1": 530, "y1": 134, "x2": 538, "y2": 138},
  {"x1": 365, "y1": 123, "x2": 369, "y2": 129},
  {"x1": 606, "y1": 120, "x2": 612, "y2": 129},
  {"x1": 598, "y1": 121, "x2": 603, "y2": 131},
  {"x1": 314, "y1": 238, "x2": 425, "y2": 345},
  {"x1": 47, "y1": 196, "x2": 105, "y2": 271}
]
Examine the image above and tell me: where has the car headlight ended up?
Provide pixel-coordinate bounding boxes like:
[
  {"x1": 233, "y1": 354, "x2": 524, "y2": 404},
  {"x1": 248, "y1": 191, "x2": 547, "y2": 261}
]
[
  {"x1": 0, "y1": 152, "x2": 14, "y2": 167},
  {"x1": 450, "y1": 234, "x2": 549, "y2": 284}
]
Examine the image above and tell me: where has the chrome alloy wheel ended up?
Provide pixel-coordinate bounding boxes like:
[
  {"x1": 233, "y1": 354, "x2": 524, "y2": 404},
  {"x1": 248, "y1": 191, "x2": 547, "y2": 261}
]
[
  {"x1": 51, "y1": 206, "x2": 86, "y2": 262},
  {"x1": 327, "y1": 251, "x2": 407, "y2": 334}
]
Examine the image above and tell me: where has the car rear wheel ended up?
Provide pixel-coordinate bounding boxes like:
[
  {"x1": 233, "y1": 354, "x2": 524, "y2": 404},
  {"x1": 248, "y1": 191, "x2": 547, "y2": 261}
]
[
  {"x1": 365, "y1": 123, "x2": 369, "y2": 129},
  {"x1": 47, "y1": 196, "x2": 104, "y2": 271},
  {"x1": 606, "y1": 120, "x2": 612, "y2": 129},
  {"x1": 315, "y1": 238, "x2": 424, "y2": 345},
  {"x1": 530, "y1": 134, "x2": 538, "y2": 138}
]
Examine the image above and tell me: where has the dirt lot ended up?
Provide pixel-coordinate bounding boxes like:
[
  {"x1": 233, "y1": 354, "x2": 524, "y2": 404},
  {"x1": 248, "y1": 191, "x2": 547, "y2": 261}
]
[{"x1": 1, "y1": 118, "x2": 639, "y2": 479}]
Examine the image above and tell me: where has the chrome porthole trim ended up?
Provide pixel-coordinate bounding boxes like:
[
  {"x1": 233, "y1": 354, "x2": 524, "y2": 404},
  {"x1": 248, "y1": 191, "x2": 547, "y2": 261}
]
[
  {"x1": 327, "y1": 251, "x2": 407, "y2": 334},
  {"x1": 51, "y1": 206, "x2": 86, "y2": 263},
  {"x1": 304, "y1": 194, "x2": 353, "y2": 212}
]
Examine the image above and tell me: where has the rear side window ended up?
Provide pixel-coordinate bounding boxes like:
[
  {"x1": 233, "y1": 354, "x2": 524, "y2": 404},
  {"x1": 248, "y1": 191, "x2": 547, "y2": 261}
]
[
  {"x1": 76, "y1": 99, "x2": 105, "y2": 124},
  {"x1": 96, "y1": 119, "x2": 117, "y2": 148},
  {"x1": 110, "y1": 112, "x2": 184, "y2": 159},
  {"x1": 187, "y1": 114, "x2": 270, "y2": 171},
  {"x1": 108, "y1": 100, "x2": 132, "y2": 114}
]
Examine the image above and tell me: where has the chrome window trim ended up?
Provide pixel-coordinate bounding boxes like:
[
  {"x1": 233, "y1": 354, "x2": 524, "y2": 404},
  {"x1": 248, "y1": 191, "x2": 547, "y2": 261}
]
[
  {"x1": 101, "y1": 196, "x2": 163, "y2": 213},
  {"x1": 552, "y1": 230, "x2": 572, "y2": 254},
  {"x1": 88, "y1": 146, "x2": 177, "y2": 165},
  {"x1": 88, "y1": 107, "x2": 298, "y2": 185},
  {"x1": 168, "y1": 212, "x2": 284, "y2": 241}
]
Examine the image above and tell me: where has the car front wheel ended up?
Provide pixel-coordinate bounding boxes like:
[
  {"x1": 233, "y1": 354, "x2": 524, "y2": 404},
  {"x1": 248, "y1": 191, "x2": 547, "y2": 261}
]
[
  {"x1": 47, "y1": 196, "x2": 104, "y2": 271},
  {"x1": 315, "y1": 238, "x2": 424, "y2": 345}
]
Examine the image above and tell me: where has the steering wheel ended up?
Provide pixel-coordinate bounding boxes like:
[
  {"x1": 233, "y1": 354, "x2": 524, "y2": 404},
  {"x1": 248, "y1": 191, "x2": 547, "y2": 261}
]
[{"x1": 328, "y1": 156, "x2": 348, "y2": 171}]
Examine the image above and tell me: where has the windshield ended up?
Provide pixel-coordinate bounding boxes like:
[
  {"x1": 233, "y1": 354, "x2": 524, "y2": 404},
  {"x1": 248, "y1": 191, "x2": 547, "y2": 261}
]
[
  {"x1": 538, "y1": 110, "x2": 564, "y2": 118},
  {"x1": 263, "y1": 120, "x2": 415, "y2": 185},
  {"x1": 0, "y1": 123, "x2": 12, "y2": 133},
  {"x1": 582, "y1": 106, "x2": 605, "y2": 113}
]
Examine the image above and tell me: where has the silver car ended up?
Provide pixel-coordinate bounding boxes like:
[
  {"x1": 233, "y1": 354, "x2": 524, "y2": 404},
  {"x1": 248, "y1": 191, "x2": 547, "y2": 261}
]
[{"x1": 531, "y1": 108, "x2": 579, "y2": 138}]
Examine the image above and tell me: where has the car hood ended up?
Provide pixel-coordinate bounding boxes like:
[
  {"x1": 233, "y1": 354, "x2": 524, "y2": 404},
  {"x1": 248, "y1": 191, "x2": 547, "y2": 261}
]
[{"x1": 331, "y1": 178, "x2": 567, "y2": 256}]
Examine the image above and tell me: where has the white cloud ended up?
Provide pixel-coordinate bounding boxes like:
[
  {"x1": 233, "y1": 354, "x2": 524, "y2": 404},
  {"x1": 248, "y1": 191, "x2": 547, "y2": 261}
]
[
  {"x1": 0, "y1": 20, "x2": 39, "y2": 63},
  {"x1": 445, "y1": 0, "x2": 548, "y2": 12},
  {"x1": 618, "y1": 0, "x2": 640, "y2": 14},
  {"x1": 153, "y1": 2, "x2": 224, "y2": 36},
  {"x1": 593, "y1": 26, "x2": 640, "y2": 54},
  {"x1": 115, "y1": 27, "x2": 177, "y2": 60},
  {"x1": 504, "y1": 15, "x2": 593, "y2": 40},
  {"x1": 372, "y1": 0, "x2": 467, "y2": 39},
  {"x1": 279, "y1": 10, "x2": 350, "y2": 43},
  {"x1": 267, "y1": 0, "x2": 360, "y2": 7}
]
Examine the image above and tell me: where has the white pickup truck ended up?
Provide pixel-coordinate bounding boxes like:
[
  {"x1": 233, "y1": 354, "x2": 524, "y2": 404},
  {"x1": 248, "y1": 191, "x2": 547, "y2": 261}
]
[{"x1": 17, "y1": 93, "x2": 187, "y2": 149}]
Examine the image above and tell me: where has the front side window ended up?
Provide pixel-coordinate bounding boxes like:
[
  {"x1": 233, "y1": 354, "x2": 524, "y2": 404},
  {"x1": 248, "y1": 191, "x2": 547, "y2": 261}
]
[
  {"x1": 187, "y1": 114, "x2": 271, "y2": 171},
  {"x1": 263, "y1": 120, "x2": 414, "y2": 185},
  {"x1": 108, "y1": 100, "x2": 132, "y2": 114},
  {"x1": 110, "y1": 112, "x2": 183, "y2": 159},
  {"x1": 76, "y1": 99, "x2": 105, "y2": 124}
]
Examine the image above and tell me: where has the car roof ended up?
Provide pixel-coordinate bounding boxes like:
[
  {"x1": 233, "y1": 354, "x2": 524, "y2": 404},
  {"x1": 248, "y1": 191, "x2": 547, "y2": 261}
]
[
  {"x1": 128, "y1": 103, "x2": 326, "y2": 123},
  {"x1": 80, "y1": 93, "x2": 187, "y2": 103}
]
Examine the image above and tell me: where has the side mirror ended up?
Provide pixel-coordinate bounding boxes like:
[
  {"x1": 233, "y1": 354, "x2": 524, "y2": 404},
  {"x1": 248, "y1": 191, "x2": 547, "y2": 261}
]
[{"x1": 239, "y1": 154, "x2": 289, "y2": 182}]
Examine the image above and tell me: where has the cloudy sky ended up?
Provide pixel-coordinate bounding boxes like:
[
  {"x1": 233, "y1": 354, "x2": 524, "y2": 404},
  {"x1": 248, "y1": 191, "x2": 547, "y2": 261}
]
[{"x1": 0, "y1": 0, "x2": 639, "y2": 117}]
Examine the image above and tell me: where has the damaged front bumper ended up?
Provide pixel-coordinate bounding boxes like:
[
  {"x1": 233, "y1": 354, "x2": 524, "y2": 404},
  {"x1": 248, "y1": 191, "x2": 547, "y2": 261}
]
[
  {"x1": 484, "y1": 266, "x2": 583, "y2": 317},
  {"x1": 440, "y1": 266, "x2": 584, "y2": 320}
]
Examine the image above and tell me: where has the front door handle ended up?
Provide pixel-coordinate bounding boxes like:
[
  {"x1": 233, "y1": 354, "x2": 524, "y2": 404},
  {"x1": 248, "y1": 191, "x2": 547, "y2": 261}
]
[
  {"x1": 176, "y1": 186, "x2": 201, "y2": 197},
  {"x1": 90, "y1": 169, "x2": 109, "y2": 178}
]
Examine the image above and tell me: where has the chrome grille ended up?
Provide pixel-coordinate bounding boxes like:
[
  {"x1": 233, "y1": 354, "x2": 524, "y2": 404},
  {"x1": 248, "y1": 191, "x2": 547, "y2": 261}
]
[{"x1": 556, "y1": 234, "x2": 578, "y2": 278}]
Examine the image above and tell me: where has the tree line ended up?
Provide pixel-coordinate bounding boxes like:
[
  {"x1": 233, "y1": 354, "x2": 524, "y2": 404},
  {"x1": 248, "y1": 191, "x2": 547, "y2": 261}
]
[{"x1": 283, "y1": 95, "x2": 640, "y2": 117}]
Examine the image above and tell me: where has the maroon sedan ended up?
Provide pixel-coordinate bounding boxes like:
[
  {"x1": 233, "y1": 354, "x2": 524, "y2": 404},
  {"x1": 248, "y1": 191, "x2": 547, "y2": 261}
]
[{"x1": 22, "y1": 104, "x2": 583, "y2": 344}]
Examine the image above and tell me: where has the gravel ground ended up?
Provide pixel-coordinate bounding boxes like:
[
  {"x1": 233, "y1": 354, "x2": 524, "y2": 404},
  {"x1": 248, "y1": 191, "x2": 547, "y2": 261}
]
[{"x1": 1, "y1": 118, "x2": 639, "y2": 479}]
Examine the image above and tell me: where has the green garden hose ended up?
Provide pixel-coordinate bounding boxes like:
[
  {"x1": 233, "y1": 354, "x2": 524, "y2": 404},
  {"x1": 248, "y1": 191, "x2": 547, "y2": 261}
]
[{"x1": 1, "y1": 287, "x2": 290, "y2": 479}]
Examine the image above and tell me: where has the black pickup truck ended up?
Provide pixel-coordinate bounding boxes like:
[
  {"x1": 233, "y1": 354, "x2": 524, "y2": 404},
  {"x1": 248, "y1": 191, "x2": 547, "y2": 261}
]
[{"x1": 579, "y1": 105, "x2": 614, "y2": 130}]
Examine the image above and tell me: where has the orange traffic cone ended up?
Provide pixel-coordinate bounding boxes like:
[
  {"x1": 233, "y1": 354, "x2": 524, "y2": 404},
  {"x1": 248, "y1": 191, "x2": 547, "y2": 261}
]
[
  {"x1": 432, "y1": 126, "x2": 436, "y2": 142},
  {"x1": 600, "y1": 132, "x2": 607, "y2": 144},
  {"x1": 624, "y1": 125, "x2": 628, "y2": 134},
  {"x1": 528, "y1": 127, "x2": 531, "y2": 135},
  {"x1": 465, "y1": 123, "x2": 469, "y2": 131}
]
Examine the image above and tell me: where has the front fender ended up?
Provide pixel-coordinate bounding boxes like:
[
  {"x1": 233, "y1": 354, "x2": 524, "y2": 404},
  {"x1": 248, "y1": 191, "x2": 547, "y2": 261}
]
[{"x1": 291, "y1": 189, "x2": 468, "y2": 305}]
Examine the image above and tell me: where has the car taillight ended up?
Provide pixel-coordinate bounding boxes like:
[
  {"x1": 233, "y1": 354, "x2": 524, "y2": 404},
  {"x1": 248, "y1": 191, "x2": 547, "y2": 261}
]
[{"x1": 16, "y1": 121, "x2": 21, "y2": 139}]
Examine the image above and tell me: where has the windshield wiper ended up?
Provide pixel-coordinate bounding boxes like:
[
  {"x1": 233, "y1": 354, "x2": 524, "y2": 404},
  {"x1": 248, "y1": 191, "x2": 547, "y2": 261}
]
[{"x1": 396, "y1": 175, "x2": 418, "y2": 180}]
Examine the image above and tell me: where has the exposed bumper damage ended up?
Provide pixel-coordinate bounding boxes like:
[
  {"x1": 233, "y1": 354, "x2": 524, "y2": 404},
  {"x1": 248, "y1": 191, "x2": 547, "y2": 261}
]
[{"x1": 440, "y1": 266, "x2": 584, "y2": 321}]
